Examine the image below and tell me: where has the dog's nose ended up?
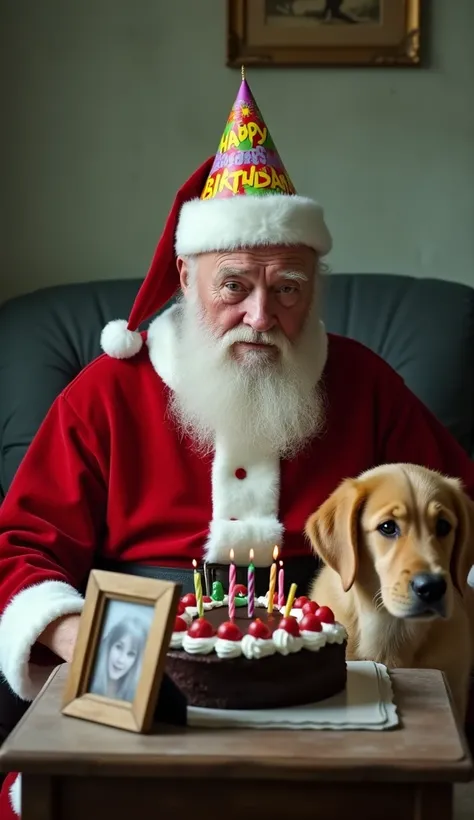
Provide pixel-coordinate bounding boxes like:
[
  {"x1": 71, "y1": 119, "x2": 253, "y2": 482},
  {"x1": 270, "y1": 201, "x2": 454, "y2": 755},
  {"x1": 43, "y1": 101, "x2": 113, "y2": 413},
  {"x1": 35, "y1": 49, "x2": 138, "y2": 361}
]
[{"x1": 410, "y1": 573, "x2": 447, "y2": 604}]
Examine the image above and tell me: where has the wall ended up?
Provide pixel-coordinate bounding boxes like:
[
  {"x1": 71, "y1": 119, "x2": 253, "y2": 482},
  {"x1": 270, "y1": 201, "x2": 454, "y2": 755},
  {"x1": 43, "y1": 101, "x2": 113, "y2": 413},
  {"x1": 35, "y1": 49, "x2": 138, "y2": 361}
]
[{"x1": 1, "y1": 0, "x2": 473, "y2": 303}]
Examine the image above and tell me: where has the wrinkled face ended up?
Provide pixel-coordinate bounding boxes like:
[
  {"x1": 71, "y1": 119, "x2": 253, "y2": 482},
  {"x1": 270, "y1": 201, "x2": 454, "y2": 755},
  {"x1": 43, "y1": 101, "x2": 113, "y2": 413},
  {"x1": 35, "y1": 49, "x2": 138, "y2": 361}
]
[
  {"x1": 178, "y1": 245, "x2": 316, "y2": 366},
  {"x1": 358, "y1": 474, "x2": 459, "y2": 620},
  {"x1": 108, "y1": 634, "x2": 137, "y2": 680}
]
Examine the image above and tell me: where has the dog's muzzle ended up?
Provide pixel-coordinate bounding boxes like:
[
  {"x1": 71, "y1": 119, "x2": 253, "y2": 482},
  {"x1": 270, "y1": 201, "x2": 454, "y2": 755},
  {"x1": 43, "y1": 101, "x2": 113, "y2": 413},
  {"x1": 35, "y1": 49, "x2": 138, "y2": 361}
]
[{"x1": 409, "y1": 572, "x2": 447, "y2": 617}]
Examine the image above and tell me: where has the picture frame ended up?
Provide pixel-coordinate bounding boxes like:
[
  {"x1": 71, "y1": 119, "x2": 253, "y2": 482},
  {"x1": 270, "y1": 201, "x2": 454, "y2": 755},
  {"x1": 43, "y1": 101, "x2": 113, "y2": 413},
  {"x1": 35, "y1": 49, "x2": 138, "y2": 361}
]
[
  {"x1": 227, "y1": 0, "x2": 421, "y2": 68},
  {"x1": 62, "y1": 570, "x2": 182, "y2": 733}
]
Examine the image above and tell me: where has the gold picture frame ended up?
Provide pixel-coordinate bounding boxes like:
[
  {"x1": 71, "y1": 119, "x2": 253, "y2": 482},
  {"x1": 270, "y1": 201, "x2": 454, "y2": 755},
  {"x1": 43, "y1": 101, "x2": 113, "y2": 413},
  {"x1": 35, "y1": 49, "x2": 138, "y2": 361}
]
[
  {"x1": 62, "y1": 570, "x2": 181, "y2": 733},
  {"x1": 227, "y1": 0, "x2": 421, "y2": 68}
]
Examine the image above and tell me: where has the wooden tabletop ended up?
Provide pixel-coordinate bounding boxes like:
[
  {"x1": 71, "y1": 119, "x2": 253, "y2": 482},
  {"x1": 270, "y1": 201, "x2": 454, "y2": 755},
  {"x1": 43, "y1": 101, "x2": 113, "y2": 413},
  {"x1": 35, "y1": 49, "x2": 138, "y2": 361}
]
[{"x1": 0, "y1": 665, "x2": 472, "y2": 783}]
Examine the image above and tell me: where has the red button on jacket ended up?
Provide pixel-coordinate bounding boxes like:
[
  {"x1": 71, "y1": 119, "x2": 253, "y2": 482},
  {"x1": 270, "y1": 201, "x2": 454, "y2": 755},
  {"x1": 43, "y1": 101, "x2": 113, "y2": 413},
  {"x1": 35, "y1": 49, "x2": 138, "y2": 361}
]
[{"x1": 235, "y1": 468, "x2": 247, "y2": 480}]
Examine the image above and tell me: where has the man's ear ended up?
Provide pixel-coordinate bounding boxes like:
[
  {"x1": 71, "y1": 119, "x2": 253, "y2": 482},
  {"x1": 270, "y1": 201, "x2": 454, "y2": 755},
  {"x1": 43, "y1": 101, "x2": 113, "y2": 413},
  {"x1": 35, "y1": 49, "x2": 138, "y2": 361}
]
[
  {"x1": 176, "y1": 256, "x2": 189, "y2": 292},
  {"x1": 304, "y1": 478, "x2": 367, "y2": 592}
]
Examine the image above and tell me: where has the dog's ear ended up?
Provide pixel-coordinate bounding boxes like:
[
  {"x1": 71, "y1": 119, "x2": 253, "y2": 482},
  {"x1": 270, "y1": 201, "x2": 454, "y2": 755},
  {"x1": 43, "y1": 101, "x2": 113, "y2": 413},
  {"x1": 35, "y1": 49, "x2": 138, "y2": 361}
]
[
  {"x1": 304, "y1": 478, "x2": 367, "y2": 592},
  {"x1": 445, "y1": 479, "x2": 474, "y2": 595}
]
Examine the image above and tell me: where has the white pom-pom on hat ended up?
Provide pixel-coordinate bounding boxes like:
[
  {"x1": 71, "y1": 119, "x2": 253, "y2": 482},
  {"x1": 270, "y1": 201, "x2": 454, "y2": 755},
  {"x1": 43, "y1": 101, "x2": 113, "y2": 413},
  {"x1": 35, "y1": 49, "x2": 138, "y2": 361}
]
[{"x1": 100, "y1": 319, "x2": 143, "y2": 360}]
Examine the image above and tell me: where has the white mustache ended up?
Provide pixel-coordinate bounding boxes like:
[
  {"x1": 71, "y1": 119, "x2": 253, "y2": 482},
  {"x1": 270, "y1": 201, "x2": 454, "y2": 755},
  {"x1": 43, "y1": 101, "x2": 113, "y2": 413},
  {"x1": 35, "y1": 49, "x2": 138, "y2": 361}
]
[{"x1": 219, "y1": 325, "x2": 286, "y2": 350}]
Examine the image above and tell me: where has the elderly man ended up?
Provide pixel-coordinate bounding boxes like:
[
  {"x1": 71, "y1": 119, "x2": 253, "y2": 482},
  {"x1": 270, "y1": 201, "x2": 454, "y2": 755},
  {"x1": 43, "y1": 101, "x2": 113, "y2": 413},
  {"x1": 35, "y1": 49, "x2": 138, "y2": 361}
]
[{"x1": 1, "y1": 74, "x2": 474, "y2": 817}]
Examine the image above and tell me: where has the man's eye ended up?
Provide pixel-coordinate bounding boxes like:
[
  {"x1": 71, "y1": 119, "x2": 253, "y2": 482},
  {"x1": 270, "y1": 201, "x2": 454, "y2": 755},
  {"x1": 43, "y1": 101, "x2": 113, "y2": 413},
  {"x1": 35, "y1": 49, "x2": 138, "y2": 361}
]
[{"x1": 225, "y1": 282, "x2": 241, "y2": 291}]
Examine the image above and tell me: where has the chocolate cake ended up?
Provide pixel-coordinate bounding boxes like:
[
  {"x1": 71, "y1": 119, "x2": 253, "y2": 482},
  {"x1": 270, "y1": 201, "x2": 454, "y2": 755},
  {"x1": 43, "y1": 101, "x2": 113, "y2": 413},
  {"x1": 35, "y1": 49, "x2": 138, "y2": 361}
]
[{"x1": 165, "y1": 592, "x2": 347, "y2": 711}]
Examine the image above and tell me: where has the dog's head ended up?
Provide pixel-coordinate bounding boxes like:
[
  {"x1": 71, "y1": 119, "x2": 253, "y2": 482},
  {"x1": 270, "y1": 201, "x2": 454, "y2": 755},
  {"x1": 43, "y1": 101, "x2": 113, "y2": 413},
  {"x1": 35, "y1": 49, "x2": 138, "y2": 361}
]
[{"x1": 304, "y1": 463, "x2": 474, "y2": 620}]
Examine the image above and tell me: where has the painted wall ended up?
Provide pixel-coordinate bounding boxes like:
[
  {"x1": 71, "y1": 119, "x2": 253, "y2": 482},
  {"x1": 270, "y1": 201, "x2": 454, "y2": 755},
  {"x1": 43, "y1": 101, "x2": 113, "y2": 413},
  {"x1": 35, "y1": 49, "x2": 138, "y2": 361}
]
[{"x1": 1, "y1": 0, "x2": 473, "y2": 303}]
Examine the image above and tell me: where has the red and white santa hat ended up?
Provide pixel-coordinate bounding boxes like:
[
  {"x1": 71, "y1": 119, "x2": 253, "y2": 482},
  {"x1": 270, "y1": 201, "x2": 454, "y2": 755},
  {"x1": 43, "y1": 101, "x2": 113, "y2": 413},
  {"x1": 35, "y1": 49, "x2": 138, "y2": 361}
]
[{"x1": 101, "y1": 72, "x2": 332, "y2": 360}]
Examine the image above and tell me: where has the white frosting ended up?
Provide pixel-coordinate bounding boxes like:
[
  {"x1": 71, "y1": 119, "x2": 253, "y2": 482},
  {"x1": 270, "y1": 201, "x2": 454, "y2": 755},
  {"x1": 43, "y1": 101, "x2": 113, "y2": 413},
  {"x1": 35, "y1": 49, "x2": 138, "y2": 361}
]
[
  {"x1": 273, "y1": 629, "x2": 304, "y2": 655},
  {"x1": 178, "y1": 610, "x2": 193, "y2": 626},
  {"x1": 185, "y1": 606, "x2": 198, "y2": 619},
  {"x1": 300, "y1": 629, "x2": 327, "y2": 651},
  {"x1": 322, "y1": 622, "x2": 347, "y2": 644},
  {"x1": 170, "y1": 630, "x2": 186, "y2": 649},
  {"x1": 288, "y1": 607, "x2": 305, "y2": 621},
  {"x1": 241, "y1": 634, "x2": 276, "y2": 660},
  {"x1": 215, "y1": 638, "x2": 243, "y2": 659},
  {"x1": 181, "y1": 634, "x2": 217, "y2": 654}
]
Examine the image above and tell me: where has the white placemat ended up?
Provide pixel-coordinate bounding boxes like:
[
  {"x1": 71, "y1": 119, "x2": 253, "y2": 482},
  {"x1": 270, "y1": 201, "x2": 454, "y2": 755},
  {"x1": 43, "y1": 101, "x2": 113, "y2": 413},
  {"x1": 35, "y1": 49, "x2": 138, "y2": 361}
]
[{"x1": 187, "y1": 661, "x2": 399, "y2": 730}]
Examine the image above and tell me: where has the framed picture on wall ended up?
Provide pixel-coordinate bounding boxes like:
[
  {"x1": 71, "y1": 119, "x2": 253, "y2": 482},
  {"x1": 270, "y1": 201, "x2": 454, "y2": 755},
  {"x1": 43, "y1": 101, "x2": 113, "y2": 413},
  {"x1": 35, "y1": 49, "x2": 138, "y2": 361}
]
[{"x1": 227, "y1": 0, "x2": 421, "y2": 68}]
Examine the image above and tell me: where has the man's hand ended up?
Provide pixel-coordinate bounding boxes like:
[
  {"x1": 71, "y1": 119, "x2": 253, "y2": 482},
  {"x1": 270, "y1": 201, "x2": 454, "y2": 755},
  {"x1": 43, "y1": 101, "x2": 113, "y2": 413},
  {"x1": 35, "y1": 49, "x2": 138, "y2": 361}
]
[{"x1": 37, "y1": 614, "x2": 81, "y2": 663}]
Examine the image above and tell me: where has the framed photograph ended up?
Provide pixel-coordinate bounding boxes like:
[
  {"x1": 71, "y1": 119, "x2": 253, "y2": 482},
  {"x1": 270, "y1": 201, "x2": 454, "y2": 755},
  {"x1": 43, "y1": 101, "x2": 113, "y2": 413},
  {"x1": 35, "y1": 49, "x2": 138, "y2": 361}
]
[
  {"x1": 227, "y1": 0, "x2": 421, "y2": 68},
  {"x1": 61, "y1": 570, "x2": 181, "y2": 733}
]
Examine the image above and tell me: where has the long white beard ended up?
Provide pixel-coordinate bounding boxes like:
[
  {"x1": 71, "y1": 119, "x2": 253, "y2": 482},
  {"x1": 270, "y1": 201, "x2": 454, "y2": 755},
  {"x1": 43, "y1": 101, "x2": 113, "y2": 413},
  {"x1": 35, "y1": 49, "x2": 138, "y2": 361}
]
[{"x1": 168, "y1": 286, "x2": 327, "y2": 459}]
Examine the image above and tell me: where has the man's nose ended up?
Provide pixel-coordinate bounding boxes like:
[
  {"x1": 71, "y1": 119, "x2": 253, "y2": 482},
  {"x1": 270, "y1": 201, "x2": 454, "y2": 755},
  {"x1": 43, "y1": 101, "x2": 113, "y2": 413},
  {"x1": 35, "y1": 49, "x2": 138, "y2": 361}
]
[{"x1": 243, "y1": 291, "x2": 275, "y2": 332}]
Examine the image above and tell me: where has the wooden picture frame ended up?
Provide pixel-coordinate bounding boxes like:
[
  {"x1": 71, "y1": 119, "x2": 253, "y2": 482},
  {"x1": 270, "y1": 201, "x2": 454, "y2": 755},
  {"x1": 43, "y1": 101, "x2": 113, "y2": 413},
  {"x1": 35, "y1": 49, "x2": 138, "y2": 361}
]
[
  {"x1": 227, "y1": 0, "x2": 421, "y2": 68},
  {"x1": 62, "y1": 570, "x2": 181, "y2": 733}
]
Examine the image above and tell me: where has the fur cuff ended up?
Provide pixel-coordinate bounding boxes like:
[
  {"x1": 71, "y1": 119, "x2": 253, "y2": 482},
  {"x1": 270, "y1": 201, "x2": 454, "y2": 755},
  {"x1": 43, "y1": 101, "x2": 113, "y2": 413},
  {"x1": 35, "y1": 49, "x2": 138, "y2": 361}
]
[
  {"x1": 0, "y1": 581, "x2": 84, "y2": 701},
  {"x1": 204, "y1": 518, "x2": 284, "y2": 566},
  {"x1": 9, "y1": 774, "x2": 21, "y2": 817}
]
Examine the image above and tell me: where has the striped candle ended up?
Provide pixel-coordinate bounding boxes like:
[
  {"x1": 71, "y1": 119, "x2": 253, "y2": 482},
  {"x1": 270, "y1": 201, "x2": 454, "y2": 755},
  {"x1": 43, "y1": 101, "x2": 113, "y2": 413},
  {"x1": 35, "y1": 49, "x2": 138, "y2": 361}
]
[
  {"x1": 278, "y1": 560, "x2": 285, "y2": 608},
  {"x1": 247, "y1": 549, "x2": 255, "y2": 618},
  {"x1": 192, "y1": 559, "x2": 204, "y2": 618},
  {"x1": 229, "y1": 549, "x2": 236, "y2": 621}
]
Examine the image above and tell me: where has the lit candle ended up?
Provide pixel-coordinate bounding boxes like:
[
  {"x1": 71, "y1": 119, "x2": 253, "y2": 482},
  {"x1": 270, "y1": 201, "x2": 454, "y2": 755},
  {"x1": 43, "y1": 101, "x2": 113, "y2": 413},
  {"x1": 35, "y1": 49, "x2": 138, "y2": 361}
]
[
  {"x1": 192, "y1": 559, "x2": 204, "y2": 618},
  {"x1": 267, "y1": 545, "x2": 279, "y2": 614},
  {"x1": 247, "y1": 549, "x2": 255, "y2": 618},
  {"x1": 284, "y1": 583, "x2": 298, "y2": 618},
  {"x1": 229, "y1": 548, "x2": 236, "y2": 622},
  {"x1": 278, "y1": 560, "x2": 285, "y2": 608}
]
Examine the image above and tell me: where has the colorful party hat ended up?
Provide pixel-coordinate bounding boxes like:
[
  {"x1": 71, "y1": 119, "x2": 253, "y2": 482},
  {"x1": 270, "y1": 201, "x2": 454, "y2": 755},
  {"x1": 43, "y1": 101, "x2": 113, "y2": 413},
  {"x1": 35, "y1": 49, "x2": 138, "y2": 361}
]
[{"x1": 200, "y1": 67, "x2": 296, "y2": 201}]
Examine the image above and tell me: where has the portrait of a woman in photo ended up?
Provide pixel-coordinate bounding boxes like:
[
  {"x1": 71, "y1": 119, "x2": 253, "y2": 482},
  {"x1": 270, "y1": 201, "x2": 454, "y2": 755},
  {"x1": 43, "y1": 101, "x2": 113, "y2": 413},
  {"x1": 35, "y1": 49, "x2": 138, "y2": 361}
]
[{"x1": 89, "y1": 605, "x2": 151, "y2": 702}]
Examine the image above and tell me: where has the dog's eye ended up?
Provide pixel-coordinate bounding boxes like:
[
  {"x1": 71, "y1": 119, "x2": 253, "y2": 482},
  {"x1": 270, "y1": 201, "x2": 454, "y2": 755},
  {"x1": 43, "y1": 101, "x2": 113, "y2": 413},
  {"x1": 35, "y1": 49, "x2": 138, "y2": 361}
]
[
  {"x1": 436, "y1": 518, "x2": 452, "y2": 537},
  {"x1": 377, "y1": 520, "x2": 400, "y2": 538}
]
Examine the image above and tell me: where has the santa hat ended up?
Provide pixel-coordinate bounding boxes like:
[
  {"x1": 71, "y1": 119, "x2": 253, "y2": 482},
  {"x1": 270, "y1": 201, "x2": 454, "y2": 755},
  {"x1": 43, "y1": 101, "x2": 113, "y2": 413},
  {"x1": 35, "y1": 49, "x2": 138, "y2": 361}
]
[{"x1": 101, "y1": 71, "x2": 332, "y2": 360}]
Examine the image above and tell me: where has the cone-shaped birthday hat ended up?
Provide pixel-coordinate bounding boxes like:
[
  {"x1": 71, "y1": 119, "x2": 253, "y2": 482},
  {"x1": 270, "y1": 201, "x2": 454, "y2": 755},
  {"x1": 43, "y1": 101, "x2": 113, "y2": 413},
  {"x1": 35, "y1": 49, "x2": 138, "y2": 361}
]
[{"x1": 101, "y1": 68, "x2": 331, "y2": 359}]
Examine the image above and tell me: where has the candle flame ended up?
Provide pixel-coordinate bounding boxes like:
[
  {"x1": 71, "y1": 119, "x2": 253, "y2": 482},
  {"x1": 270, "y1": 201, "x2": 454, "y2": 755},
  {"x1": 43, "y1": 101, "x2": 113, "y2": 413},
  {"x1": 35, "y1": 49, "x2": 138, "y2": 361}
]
[
  {"x1": 192, "y1": 559, "x2": 197, "y2": 569},
  {"x1": 249, "y1": 548, "x2": 254, "y2": 561},
  {"x1": 273, "y1": 545, "x2": 279, "y2": 561},
  {"x1": 230, "y1": 548, "x2": 235, "y2": 562},
  {"x1": 279, "y1": 560, "x2": 283, "y2": 567}
]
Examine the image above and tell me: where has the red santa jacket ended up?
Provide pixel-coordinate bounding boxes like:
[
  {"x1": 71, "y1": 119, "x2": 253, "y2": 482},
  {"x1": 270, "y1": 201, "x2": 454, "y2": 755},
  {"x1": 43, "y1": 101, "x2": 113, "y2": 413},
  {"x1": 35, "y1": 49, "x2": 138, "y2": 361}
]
[{"x1": 1, "y1": 312, "x2": 474, "y2": 818}]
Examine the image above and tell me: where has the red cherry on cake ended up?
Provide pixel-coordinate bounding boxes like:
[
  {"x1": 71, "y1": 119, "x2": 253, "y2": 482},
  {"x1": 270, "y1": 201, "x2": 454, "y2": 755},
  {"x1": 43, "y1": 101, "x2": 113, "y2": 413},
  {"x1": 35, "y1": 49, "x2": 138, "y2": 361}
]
[
  {"x1": 293, "y1": 596, "x2": 310, "y2": 609},
  {"x1": 299, "y1": 613, "x2": 323, "y2": 632},
  {"x1": 181, "y1": 593, "x2": 197, "y2": 607},
  {"x1": 302, "y1": 601, "x2": 319, "y2": 615},
  {"x1": 248, "y1": 619, "x2": 271, "y2": 641},
  {"x1": 203, "y1": 595, "x2": 212, "y2": 603},
  {"x1": 234, "y1": 584, "x2": 247, "y2": 597},
  {"x1": 176, "y1": 601, "x2": 186, "y2": 616},
  {"x1": 173, "y1": 616, "x2": 188, "y2": 632},
  {"x1": 315, "y1": 606, "x2": 335, "y2": 624},
  {"x1": 187, "y1": 618, "x2": 215, "y2": 639},
  {"x1": 279, "y1": 616, "x2": 300, "y2": 637},
  {"x1": 217, "y1": 621, "x2": 243, "y2": 641}
]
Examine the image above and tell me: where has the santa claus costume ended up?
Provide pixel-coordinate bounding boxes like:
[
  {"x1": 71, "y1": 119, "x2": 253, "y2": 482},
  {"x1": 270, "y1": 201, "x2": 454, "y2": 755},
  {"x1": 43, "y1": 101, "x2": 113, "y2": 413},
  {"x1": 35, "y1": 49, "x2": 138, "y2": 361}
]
[{"x1": 1, "y1": 73, "x2": 474, "y2": 818}]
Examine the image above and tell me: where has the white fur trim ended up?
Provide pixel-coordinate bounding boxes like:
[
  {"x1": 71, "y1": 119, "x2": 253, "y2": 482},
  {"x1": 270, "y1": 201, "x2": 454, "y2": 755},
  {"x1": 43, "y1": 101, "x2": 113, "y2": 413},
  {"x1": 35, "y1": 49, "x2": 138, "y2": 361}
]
[
  {"x1": 100, "y1": 319, "x2": 143, "y2": 359},
  {"x1": 0, "y1": 581, "x2": 84, "y2": 701},
  {"x1": 175, "y1": 195, "x2": 332, "y2": 257},
  {"x1": 204, "y1": 437, "x2": 282, "y2": 565},
  {"x1": 468, "y1": 565, "x2": 474, "y2": 587},
  {"x1": 206, "y1": 518, "x2": 283, "y2": 566},
  {"x1": 9, "y1": 774, "x2": 21, "y2": 817}
]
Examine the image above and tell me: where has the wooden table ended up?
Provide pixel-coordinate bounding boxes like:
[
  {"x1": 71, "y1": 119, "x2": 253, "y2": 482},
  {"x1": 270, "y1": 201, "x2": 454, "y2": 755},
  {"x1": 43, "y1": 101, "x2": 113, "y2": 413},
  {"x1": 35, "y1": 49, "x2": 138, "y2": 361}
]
[{"x1": 0, "y1": 665, "x2": 472, "y2": 820}]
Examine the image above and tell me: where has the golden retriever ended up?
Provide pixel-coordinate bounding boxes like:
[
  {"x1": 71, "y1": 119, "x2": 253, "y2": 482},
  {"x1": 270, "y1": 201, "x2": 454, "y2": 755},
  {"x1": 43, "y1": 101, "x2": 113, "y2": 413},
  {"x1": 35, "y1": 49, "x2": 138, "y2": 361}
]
[{"x1": 304, "y1": 463, "x2": 474, "y2": 720}]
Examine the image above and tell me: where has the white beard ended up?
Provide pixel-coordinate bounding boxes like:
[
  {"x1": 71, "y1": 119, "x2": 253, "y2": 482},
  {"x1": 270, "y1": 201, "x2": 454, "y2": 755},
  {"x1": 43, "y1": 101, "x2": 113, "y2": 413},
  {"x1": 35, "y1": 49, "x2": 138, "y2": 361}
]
[{"x1": 168, "y1": 286, "x2": 328, "y2": 460}]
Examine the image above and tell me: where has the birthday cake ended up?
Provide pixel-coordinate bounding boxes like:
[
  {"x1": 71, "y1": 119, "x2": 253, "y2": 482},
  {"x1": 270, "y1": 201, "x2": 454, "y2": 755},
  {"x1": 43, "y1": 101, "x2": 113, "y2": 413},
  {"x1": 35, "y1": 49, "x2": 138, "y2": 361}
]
[{"x1": 165, "y1": 583, "x2": 347, "y2": 711}]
